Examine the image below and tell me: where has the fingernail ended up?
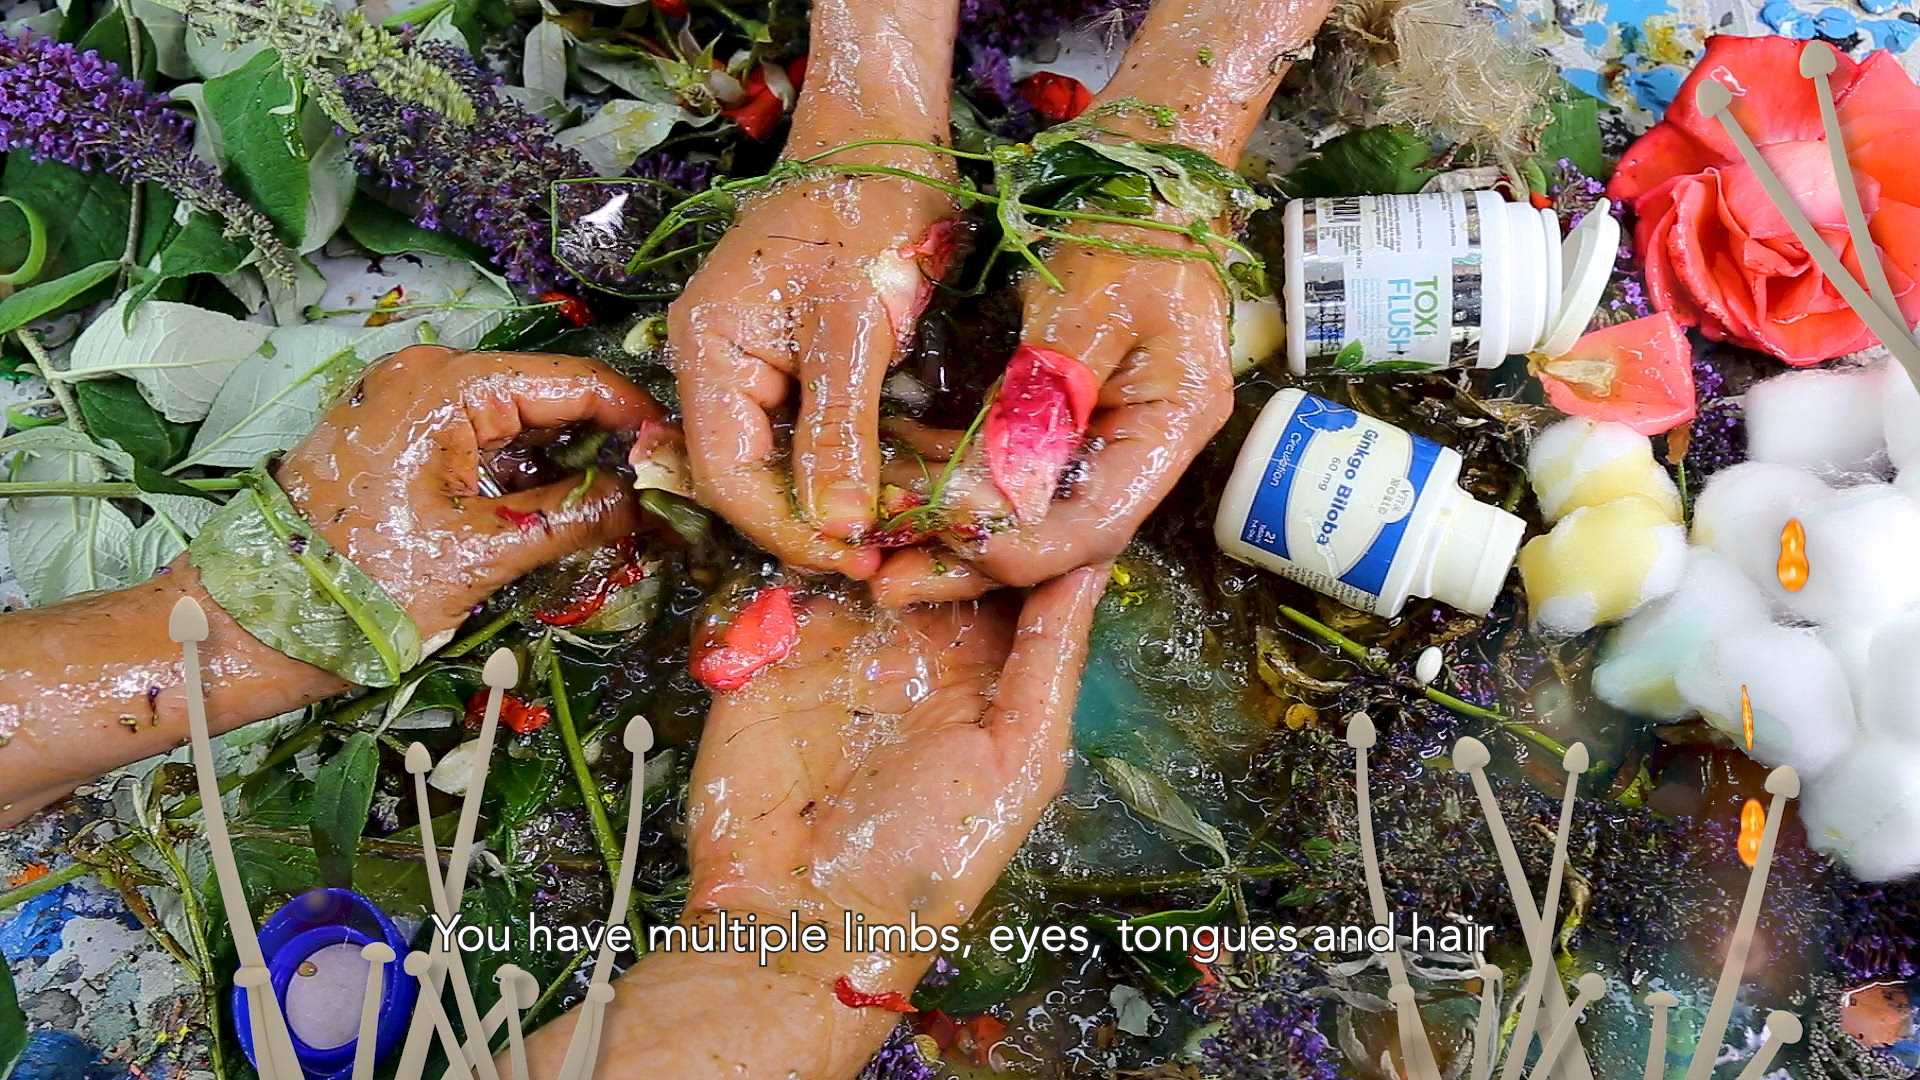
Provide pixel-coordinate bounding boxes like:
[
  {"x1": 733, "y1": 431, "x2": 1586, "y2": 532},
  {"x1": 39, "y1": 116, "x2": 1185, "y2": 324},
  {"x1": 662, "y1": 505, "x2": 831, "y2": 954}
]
[{"x1": 814, "y1": 481, "x2": 874, "y2": 533}]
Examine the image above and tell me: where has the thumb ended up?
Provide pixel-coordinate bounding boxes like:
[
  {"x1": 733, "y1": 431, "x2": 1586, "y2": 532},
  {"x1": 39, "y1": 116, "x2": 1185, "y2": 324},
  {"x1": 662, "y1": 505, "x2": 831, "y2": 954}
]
[
  {"x1": 984, "y1": 563, "x2": 1109, "y2": 793},
  {"x1": 475, "y1": 469, "x2": 643, "y2": 584}
]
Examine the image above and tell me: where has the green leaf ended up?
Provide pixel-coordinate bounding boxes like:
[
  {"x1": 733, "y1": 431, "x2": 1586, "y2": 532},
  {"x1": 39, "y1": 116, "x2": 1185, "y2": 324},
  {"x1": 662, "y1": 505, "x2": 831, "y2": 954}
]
[
  {"x1": 76, "y1": 378, "x2": 195, "y2": 470},
  {"x1": 127, "y1": 214, "x2": 251, "y2": 312},
  {"x1": 77, "y1": 7, "x2": 157, "y2": 80},
  {"x1": 203, "y1": 50, "x2": 308, "y2": 243},
  {"x1": 1094, "y1": 755, "x2": 1229, "y2": 864},
  {"x1": 490, "y1": 726, "x2": 566, "y2": 834},
  {"x1": 1536, "y1": 79, "x2": 1611, "y2": 183},
  {"x1": 66, "y1": 295, "x2": 274, "y2": 423},
  {"x1": 238, "y1": 760, "x2": 315, "y2": 829},
  {"x1": 0, "y1": 943, "x2": 26, "y2": 1080},
  {"x1": 0, "y1": 158, "x2": 131, "y2": 275},
  {"x1": 1086, "y1": 886, "x2": 1230, "y2": 997},
  {"x1": 0, "y1": 196, "x2": 48, "y2": 286},
  {"x1": 0, "y1": 259, "x2": 119, "y2": 336},
  {"x1": 223, "y1": 837, "x2": 321, "y2": 918},
  {"x1": 343, "y1": 197, "x2": 487, "y2": 262},
  {"x1": 0, "y1": 427, "x2": 137, "y2": 604},
  {"x1": 1282, "y1": 125, "x2": 1439, "y2": 199},
  {"x1": 913, "y1": 929, "x2": 1039, "y2": 1013},
  {"x1": 179, "y1": 322, "x2": 407, "y2": 469},
  {"x1": 134, "y1": 461, "x2": 223, "y2": 503},
  {"x1": 310, "y1": 732, "x2": 381, "y2": 888},
  {"x1": 189, "y1": 470, "x2": 423, "y2": 686}
]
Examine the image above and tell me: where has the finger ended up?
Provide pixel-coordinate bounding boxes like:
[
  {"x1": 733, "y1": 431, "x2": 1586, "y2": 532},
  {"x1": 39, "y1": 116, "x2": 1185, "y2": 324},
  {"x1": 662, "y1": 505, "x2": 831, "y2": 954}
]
[
  {"x1": 1019, "y1": 248, "x2": 1148, "y2": 386},
  {"x1": 676, "y1": 328, "x2": 882, "y2": 578},
  {"x1": 451, "y1": 351, "x2": 663, "y2": 446},
  {"x1": 794, "y1": 293, "x2": 895, "y2": 540},
  {"x1": 870, "y1": 548, "x2": 995, "y2": 607},
  {"x1": 472, "y1": 468, "x2": 644, "y2": 584},
  {"x1": 881, "y1": 417, "x2": 966, "y2": 461},
  {"x1": 970, "y1": 334, "x2": 1233, "y2": 586},
  {"x1": 983, "y1": 564, "x2": 1108, "y2": 793}
]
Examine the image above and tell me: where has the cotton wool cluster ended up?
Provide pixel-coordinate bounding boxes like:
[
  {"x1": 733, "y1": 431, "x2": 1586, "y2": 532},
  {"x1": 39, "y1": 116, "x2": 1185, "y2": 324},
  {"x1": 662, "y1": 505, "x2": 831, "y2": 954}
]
[{"x1": 1571, "y1": 357, "x2": 1920, "y2": 881}]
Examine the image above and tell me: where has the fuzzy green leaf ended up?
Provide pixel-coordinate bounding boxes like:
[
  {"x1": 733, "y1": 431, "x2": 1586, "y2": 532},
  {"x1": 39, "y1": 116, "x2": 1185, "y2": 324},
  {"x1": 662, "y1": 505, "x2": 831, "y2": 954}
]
[
  {"x1": 128, "y1": 213, "x2": 251, "y2": 314},
  {"x1": 203, "y1": 50, "x2": 309, "y2": 244},
  {"x1": 1537, "y1": 80, "x2": 1611, "y2": 183},
  {"x1": 76, "y1": 378, "x2": 195, "y2": 470},
  {"x1": 189, "y1": 470, "x2": 422, "y2": 686},
  {"x1": 0, "y1": 427, "x2": 137, "y2": 604},
  {"x1": 1282, "y1": 125, "x2": 1438, "y2": 199},
  {"x1": 66, "y1": 296, "x2": 274, "y2": 423},
  {"x1": 343, "y1": 198, "x2": 487, "y2": 262},
  {"x1": 0, "y1": 260, "x2": 119, "y2": 336},
  {"x1": 310, "y1": 732, "x2": 381, "y2": 888},
  {"x1": 0, "y1": 942, "x2": 26, "y2": 1080},
  {"x1": 1094, "y1": 755, "x2": 1229, "y2": 864}
]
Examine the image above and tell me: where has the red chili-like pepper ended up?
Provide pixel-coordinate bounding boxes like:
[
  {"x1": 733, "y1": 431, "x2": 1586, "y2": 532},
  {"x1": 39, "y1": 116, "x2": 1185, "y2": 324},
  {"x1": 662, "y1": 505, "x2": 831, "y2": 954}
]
[
  {"x1": 1529, "y1": 190, "x2": 1554, "y2": 210},
  {"x1": 465, "y1": 690, "x2": 553, "y2": 735},
  {"x1": 1018, "y1": 72, "x2": 1092, "y2": 122},
  {"x1": 691, "y1": 586, "x2": 800, "y2": 692},
  {"x1": 537, "y1": 290, "x2": 594, "y2": 327},
  {"x1": 917, "y1": 1009, "x2": 1005, "y2": 1065},
  {"x1": 653, "y1": 0, "x2": 688, "y2": 17},
  {"x1": 535, "y1": 539, "x2": 648, "y2": 627},
  {"x1": 832, "y1": 975, "x2": 916, "y2": 1013},
  {"x1": 722, "y1": 66, "x2": 786, "y2": 140},
  {"x1": 785, "y1": 55, "x2": 808, "y2": 90}
]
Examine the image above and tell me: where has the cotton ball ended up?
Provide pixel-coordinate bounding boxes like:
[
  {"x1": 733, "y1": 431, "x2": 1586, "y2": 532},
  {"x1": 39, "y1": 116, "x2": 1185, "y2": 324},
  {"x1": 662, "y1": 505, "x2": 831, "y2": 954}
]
[
  {"x1": 1593, "y1": 549, "x2": 1772, "y2": 719},
  {"x1": 1860, "y1": 611, "x2": 1920, "y2": 742},
  {"x1": 1518, "y1": 495, "x2": 1687, "y2": 636},
  {"x1": 1673, "y1": 624, "x2": 1856, "y2": 780},
  {"x1": 1690, "y1": 462, "x2": 1833, "y2": 593},
  {"x1": 1819, "y1": 621, "x2": 1879, "y2": 703},
  {"x1": 1798, "y1": 739, "x2": 1920, "y2": 881},
  {"x1": 1883, "y1": 359, "x2": 1920, "y2": 476},
  {"x1": 1527, "y1": 418, "x2": 1681, "y2": 524},
  {"x1": 1778, "y1": 484, "x2": 1920, "y2": 625},
  {"x1": 1745, "y1": 362, "x2": 1889, "y2": 478}
]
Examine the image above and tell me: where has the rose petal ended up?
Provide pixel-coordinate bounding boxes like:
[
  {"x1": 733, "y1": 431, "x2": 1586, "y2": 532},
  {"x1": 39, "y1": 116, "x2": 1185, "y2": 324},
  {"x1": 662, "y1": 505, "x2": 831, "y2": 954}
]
[
  {"x1": 1669, "y1": 172, "x2": 1763, "y2": 344},
  {"x1": 1852, "y1": 127, "x2": 1920, "y2": 208},
  {"x1": 1871, "y1": 199, "x2": 1920, "y2": 289},
  {"x1": 1537, "y1": 311, "x2": 1698, "y2": 435},
  {"x1": 1719, "y1": 140, "x2": 1869, "y2": 240},
  {"x1": 691, "y1": 586, "x2": 799, "y2": 692},
  {"x1": 1662, "y1": 35, "x2": 1853, "y2": 160},
  {"x1": 983, "y1": 345, "x2": 1100, "y2": 524},
  {"x1": 874, "y1": 219, "x2": 966, "y2": 347},
  {"x1": 1836, "y1": 51, "x2": 1920, "y2": 127},
  {"x1": 1610, "y1": 123, "x2": 1725, "y2": 204}
]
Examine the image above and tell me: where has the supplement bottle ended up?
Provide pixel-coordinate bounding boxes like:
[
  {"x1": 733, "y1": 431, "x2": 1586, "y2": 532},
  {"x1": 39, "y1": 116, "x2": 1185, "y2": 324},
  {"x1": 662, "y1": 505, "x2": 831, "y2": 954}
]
[
  {"x1": 1283, "y1": 192, "x2": 1618, "y2": 375},
  {"x1": 1214, "y1": 389, "x2": 1525, "y2": 617}
]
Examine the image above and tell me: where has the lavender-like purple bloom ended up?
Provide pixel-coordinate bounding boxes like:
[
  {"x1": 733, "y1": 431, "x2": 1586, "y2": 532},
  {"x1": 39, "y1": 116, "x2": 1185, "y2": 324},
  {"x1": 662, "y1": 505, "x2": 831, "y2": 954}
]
[
  {"x1": 1196, "y1": 956, "x2": 1338, "y2": 1080},
  {"x1": 856, "y1": 1023, "x2": 937, "y2": 1080},
  {"x1": 0, "y1": 29, "x2": 295, "y2": 281},
  {"x1": 338, "y1": 42, "x2": 594, "y2": 290},
  {"x1": 1828, "y1": 876, "x2": 1920, "y2": 982},
  {"x1": 1684, "y1": 346, "x2": 1745, "y2": 481}
]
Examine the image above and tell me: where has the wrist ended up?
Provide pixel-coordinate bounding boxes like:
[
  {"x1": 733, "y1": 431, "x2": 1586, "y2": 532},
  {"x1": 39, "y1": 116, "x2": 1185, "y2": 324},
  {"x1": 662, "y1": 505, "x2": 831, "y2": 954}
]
[{"x1": 786, "y1": 0, "x2": 959, "y2": 167}]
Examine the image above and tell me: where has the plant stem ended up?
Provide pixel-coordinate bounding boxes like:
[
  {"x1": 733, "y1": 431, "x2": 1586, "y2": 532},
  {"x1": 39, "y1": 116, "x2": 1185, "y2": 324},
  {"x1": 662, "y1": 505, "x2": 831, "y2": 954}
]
[
  {"x1": 13, "y1": 328, "x2": 86, "y2": 438},
  {"x1": 0, "y1": 478, "x2": 244, "y2": 499},
  {"x1": 0, "y1": 859, "x2": 88, "y2": 912},
  {"x1": 547, "y1": 647, "x2": 624, "y2": 891},
  {"x1": 1277, "y1": 605, "x2": 1509, "y2": 724},
  {"x1": 444, "y1": 604, "x2": 525, "y2": 658}
]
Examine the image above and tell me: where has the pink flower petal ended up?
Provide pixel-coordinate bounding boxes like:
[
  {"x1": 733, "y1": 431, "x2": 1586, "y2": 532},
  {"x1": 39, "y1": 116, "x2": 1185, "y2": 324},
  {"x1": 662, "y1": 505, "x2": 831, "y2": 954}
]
[
  {"x1": 1537, "y1": 312, "x2": 1698, "y2": 435},
  {"x1": 1836, "y1": 51, "x2": 1920, "y2": 126},
  {"x1": 1610, "y1": 123, "x2": 1723, "y2": 205},
  {"x1": 984, "y1": 345, "x2": 1100, "y2": 524},
  {"x1": 1662, "y1": 35, "x2": 1853, "y2": 160}
]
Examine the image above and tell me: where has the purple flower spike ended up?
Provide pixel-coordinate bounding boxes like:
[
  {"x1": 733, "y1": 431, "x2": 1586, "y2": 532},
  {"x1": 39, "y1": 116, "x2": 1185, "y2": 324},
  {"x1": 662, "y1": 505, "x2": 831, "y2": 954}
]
[{"x1": 0, "y1": 29, "x2": 295, "y2": 281}]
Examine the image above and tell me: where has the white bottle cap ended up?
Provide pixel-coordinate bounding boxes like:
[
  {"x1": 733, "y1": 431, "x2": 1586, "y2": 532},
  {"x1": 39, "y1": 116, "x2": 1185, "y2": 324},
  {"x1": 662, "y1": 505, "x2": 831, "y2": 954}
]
[
  {"x1": 1425, "y1": 489, "x2": 1526, "y2": 615},
  {"x1": 1536, "y1": 199, "x2": 1622, "y2": 358}
]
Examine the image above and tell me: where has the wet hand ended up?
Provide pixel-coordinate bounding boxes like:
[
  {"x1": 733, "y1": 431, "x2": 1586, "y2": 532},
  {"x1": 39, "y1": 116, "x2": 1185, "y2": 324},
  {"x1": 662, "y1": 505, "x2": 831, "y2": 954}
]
[
  {"x1": 873, "y1": 224, "x2": 1234, "y2": 605},
  {"x1": 682, "y1": 566, "x2": 1106, "y2": 990},
  {"x1": 275, "y1": 344, "x2": 666, "y2": 643},
  {"x1": 668, "y1": 162, "x2": 961, "y2": 580}
]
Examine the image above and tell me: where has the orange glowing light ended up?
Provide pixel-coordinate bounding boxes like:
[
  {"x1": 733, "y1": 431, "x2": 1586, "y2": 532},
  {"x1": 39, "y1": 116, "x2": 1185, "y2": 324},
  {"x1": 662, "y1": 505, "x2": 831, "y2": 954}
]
[
  {"x1": 1741, "y1": 684, "x2": 1754, "y2": 750},
  {"x1": 1778, "y1": 518, "x2": 1809, "y2": 592},
  {"x1": 1738, "y1": 797, "x2": 1766, "y2": 867}
]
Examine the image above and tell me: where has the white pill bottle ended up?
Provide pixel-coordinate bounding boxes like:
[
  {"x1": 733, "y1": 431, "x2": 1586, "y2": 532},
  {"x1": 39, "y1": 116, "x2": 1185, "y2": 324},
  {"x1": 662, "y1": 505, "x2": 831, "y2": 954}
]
[
  {"x1": 1283, "y1": 192, "x2": 1617, "y2": 374},
  {"x1": 1214, "y1": 389, "x2": 1525, "y2": 617}
]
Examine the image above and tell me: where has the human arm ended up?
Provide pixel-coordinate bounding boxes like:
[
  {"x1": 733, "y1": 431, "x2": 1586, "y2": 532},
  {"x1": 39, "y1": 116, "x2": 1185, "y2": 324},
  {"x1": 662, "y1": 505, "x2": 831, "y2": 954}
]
[
  {"x1": 0, "y1": 346, "x2": 663, "y2": 828},
  {"x1": 518, "y1": 566, "x2": 1109, "y2": 1079},
  {"x1": 668, "y1": 0, "x2": 966, "y2": 577}
]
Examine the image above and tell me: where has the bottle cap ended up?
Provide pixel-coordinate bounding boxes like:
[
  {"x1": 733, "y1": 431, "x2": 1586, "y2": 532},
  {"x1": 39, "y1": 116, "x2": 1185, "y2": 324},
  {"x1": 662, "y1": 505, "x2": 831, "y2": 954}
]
[
  {"x1": 1536, "y1": 199, "x2": 1621, "y2": 358},
  {"x1": 1427, "y1": 490, "x2": 1526, "y2": 615}
]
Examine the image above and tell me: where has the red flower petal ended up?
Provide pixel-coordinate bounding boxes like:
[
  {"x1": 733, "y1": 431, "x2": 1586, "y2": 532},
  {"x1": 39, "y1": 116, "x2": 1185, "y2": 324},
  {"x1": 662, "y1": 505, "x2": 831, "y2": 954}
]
[
  {"x1": 722, "y1": 86, "x2": 785, "y2": 140},
  {"x1": 1017, "y1": 72, "x2": 1093, "y2": 122},
  {"x1": 465, "y1": 691, "x2": 553, "y2": 735},
  {"x1": 1852, "y1": 127, "x2": 1920, "y2": 209},
  {"x1": 538, "y1": 290, "x2": 594, "y2": 327},
  {"x1": 1537, "y1": 311, "x2": 1698, "y2": 435},
  {"x1": 1610, "y1": 123, "x2": 1724, "y2": 205},
  {"x1": 878, "y1": 219, "x2": 967, "y2": 346},
  {"x1": 1661, "y1": 35, "x2": 1855, "y2": 161},
  {"x1": 691, "y1": 586, "x2": 799, "y2": 692},
  {"x1": 654, "y1": 0, "x2": 688, "y2": 16},
  {"x1": 1836, "y1": 51, "x2": 1920, "y2": 126},
  {"x1": 832, "y1": 975, "x2": 916, "y2": 1013},
  {"x1": 983, "y1": 345, "x2": 1100, "y2": 524}
]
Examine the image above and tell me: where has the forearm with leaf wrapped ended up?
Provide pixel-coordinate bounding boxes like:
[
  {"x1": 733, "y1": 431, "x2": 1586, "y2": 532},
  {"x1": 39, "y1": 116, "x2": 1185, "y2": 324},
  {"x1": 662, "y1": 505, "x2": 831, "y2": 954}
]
[{"x1": 0, "y1": 346, "x2": 662, "y2": 827}]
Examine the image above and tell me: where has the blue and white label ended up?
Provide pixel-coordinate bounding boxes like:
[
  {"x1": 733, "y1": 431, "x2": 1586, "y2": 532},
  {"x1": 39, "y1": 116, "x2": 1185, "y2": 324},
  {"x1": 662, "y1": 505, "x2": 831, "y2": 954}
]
[{"x1": 1239, "y1": 393, "x2": 1443, "y2": 609}]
